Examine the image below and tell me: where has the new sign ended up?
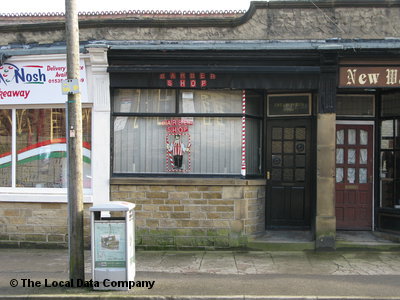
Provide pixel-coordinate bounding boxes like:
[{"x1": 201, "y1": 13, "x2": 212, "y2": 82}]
[
  {"x1": 339, "y1": 66, "x2": 400, "y2": 88},
  {"x1": 0, "y1": 59, "x2": 88, "y2": 105}
]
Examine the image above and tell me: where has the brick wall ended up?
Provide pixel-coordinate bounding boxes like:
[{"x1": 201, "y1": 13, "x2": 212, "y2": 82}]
[
  {"x1": 0, "y1": 202, "x2": 91, "y2": 248},
  {"x1": 111, "y1": 179, "x2": 266, "y2": 249}
]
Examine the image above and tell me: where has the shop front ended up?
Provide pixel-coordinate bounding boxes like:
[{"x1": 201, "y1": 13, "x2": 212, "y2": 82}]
[
  {"x1": 108, "y1": 49, "x2": 332, "y2": 248},
  {"x1": 337, "y1": 59, "x2": 400, "y2": 234},
  {"x1": 0, "y1": 49, "x2": 111, "y2": 247}
]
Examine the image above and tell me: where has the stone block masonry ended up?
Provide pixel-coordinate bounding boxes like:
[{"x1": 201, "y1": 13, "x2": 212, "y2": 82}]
[
  {"x1": 0, "y1": 179, "x2": 265, "y2": 249},
  {"x1": 0, "y1": 202, "x2": 91, "y2": 248},
  {"x1": 111, "y1": 178, "x2": 266, "y2": 249}
]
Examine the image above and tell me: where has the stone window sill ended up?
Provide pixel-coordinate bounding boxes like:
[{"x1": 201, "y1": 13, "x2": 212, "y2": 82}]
[{"x1": 111, "y1": 177, "x2": 266, "y2": 186}]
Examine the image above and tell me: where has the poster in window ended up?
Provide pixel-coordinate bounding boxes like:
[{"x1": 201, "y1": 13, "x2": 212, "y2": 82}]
[
  {"x1": 161, "y1": 118, "x2": 193, "y2": 172},
  {"x1": 166, "y1": 133, "x2": 191, "y2": 172},
  {"x1": 94, "y1": 222, "x2": 126, "y2": 268}
]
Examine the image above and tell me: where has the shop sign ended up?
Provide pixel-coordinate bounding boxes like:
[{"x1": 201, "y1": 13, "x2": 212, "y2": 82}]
[
  {"x1": 159, "y1": 72, "x2": 216, "y2": 88},
  {"x1": 0, "y1": 59, "x2": 88, "y2": 105},
  {"x1": 339, "y1": 66, "x2": 400, "y2": 88},
  {"x1": 161, "y1": 118, "x2": 193, "y2": 172}
]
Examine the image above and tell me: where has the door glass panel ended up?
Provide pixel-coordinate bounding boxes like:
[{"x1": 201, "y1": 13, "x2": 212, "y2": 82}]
[
  {"x1": 336, "y1": 130, "x2": 344, "y2": 145},
  {"x1": 348, "y1": 168, "x2": 356, "y2": 183},
  {"x1": 381, "y1": 120, "x2": 393, "y2": 149},
  {"x1": 396, "y1": 120, "x2": 400, "y2": 149},
  {"x1": 283, "y1": 169, "x2": 293, "y2": 181},
  {"x1": 348, "y1": 129, "x2": 356, "y2": 145},
  {"x1": 295, "y1": 169, "x2": 305, "y2": 182},
  {"x1": 348, "y1": 149, "x2": 356, "y2": 164},
  {"x1": 360, "y1": 149, "x2": 368, "y2": 164},
  {"x1": 296, "y1": 128, "x2": 306, "y2": 140},
  {"x1": 284, "y1": 128, "x2": 294, "y2": 140},
  {"x1": 295, "y1": 142, "x2": 305, "y2": 153},
  {"x1": 296, "y1": 155, "x2": 305, "y2": 167},
  {"x1": 283, "y1": 141, "x2": 293, "y2": 153},
  {"x1": 272, "y1": 127, "x2": 282, "y2": 140},
  {"x1": 336, "y1": 148, "x2": 344, "y2": 164},
  {"x1": 396, "y1": 152, "x2": 400, "y2": 178},
  {"x1": 360, "y1": 130, "x2": 368, "y2": 145},
  {"x1": 381, "y1": 151, "x2": 394, "y2": 179},
  {"x1": 271, "y1": 169, "x2": 281, "y2": 181},
  {"x1": 381, "y1": 180, "x2": 394, "y2": 207},
  {"x1": 272, "y1": 141, "x2": 282, "y2": 153},
  {"x1": 272, "y1": 155, "x2": 282, "y2": 167},
  {"x1": 359, "y1": 168, "x2": 367, "y2": 184},
  {"x1": 283, "y1": 155, "x2": 294, "y2": 167},
  {"x1": 336, "y1": 168, "x2": 344, "y2": 183}
]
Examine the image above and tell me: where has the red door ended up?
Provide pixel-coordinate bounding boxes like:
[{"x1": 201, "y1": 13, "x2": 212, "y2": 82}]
[{"x1": 335, "y1": 125, "x2": 373, "y2": 230}]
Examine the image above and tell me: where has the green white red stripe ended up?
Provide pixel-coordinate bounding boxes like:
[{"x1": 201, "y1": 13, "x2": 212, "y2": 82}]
[{"x1": 0, "y1": 138, "x2": 91, "y2": 169}]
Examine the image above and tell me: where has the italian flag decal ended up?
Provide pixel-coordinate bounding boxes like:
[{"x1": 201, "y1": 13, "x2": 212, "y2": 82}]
[{"x1": 0, "y1": 138, "x2": 91, "y2": 169}]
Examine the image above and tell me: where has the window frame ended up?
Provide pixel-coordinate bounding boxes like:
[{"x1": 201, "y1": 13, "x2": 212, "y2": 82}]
[
  {"x1": 0, "y1": 104, "x2": 93, "y2": 199},
  {"x1": 379, "y1": 117, "x2": 400, "y2": 209},
  {"x1": 111, "y1": 88, "x2": 263, "y2": 178}
]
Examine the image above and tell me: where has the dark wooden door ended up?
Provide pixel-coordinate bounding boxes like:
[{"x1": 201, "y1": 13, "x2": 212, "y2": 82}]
[
  {"x1": 266, "y1": 119, "x2": 311, "y2": 228},
  {"x1": 335, "y1": 124, "x2": 373, "y2": 230}
]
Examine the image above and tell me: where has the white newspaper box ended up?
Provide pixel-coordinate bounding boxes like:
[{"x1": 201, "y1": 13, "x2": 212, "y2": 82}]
[{"x1": 90, "y1": 201, "x2": 135, "y2": 290}]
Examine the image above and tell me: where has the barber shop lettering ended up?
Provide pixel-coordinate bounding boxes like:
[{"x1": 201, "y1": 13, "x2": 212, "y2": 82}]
[
  {"x1": 159, "y1": 72, "x2": 216, "y2": 88},
  {"x1": 160, "y1": 119, "x2": 193, "y2": 134}
]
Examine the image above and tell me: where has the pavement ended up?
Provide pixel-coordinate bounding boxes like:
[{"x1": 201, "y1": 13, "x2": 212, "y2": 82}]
[{"x1": 0, "y1": 232, "x2": 400, "y2": 299}]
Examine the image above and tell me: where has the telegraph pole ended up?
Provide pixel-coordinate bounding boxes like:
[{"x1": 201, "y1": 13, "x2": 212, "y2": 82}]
[{"x1": 65, "y1": 0, "x2": 85, "y2": 282}]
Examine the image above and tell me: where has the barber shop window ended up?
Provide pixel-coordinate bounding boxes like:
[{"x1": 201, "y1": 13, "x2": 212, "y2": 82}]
[
  {"x1": 112, "y1": 89, "x2": 262, "y2": 176},
  {"x1": 380, "y1": 93, "x2": 400, "y2": 209},
  {"x1": 0, "y1": 108, "x2": 92, "y2": 189}
]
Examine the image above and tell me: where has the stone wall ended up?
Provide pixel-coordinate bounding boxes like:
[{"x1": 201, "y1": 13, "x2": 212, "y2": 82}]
[
  {"x1": 111, "y1": 179, "x2": 266, "y2": 249},
  {"x1": 0, "y1": 2, "x2": 399, "y2": 45},
  {"x1": 0, "y1": 202, "x2": 91, "y2": 248},
  {"x1": 0, "y1": 180, "x2": 265, "y2": 249}
]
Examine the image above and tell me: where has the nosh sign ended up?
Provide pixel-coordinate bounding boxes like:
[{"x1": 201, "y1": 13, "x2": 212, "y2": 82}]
[
  {"x1": 0, "y1": 59, "x2": 88, "y2": 105},
  {"x1": 339, "y1": 66, "x2": 400, "y2": 88}
]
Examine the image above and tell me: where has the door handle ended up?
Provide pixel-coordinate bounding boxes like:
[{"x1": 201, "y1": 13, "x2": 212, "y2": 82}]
[{"x1": 266, "y1": 171, "x2": 271, "y2": 180}]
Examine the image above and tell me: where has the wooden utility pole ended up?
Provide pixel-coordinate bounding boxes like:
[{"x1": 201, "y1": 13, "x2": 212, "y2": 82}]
[{"x1": 65, "y1": 0, "x2": 85, "y2": 282}]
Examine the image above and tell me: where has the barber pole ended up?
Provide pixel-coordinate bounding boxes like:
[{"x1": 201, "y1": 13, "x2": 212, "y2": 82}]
[
  {"x1": 166, "y1": 135, "x2": 174, "y2": 171},
  {"x1": 241, "y1": 90, "x2": 246, "y2": 177},
  {"x1": 187, "y1": 139, "x2": 191, "y2": 172}
]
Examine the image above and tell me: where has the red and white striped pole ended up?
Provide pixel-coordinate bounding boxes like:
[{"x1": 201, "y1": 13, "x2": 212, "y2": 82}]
[{"x1": 241, "y1": 90, "x2": 246, "y2": 177}]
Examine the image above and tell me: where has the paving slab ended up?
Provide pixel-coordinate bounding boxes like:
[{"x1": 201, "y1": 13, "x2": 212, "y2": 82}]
[
  {"x1": 1, "y1": 248, "x2": 400, "y2": 298},
  {"x1": 199, "y1": 251, "x2": 237, "y2": 274}
]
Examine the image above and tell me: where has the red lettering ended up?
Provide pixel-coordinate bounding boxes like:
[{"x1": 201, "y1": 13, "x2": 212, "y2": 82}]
[
  {"x1": 169, "y1": 72, "x2": 176, "y2": 79},
  {"x1": 199, "y1": 73, "x2": 206, "y2": 79},
  {"x1": 180, "y1": 73, "x2": 186, "y2": 79},
  {"x1": 210, "y1": 73, "x2": 216, "y2": 80},
  {"x1": 190, "y1": 80, "x2": 196, "y2": 88},
  {"x1": 190, "y1": 73, "x2": 196, "y2": 79},
  {"x1": 160, "y1": 73, "x2": 166, "y2": 79},
  {"x1": 201, "y1": 80, "x2": 207, "y2": 87},
  {"x1": 180, "y1": 80, "x2": 186, "y2": 87},
  {"x1": 167, "y1": 80, "x2": 173, "y2": 87}
]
